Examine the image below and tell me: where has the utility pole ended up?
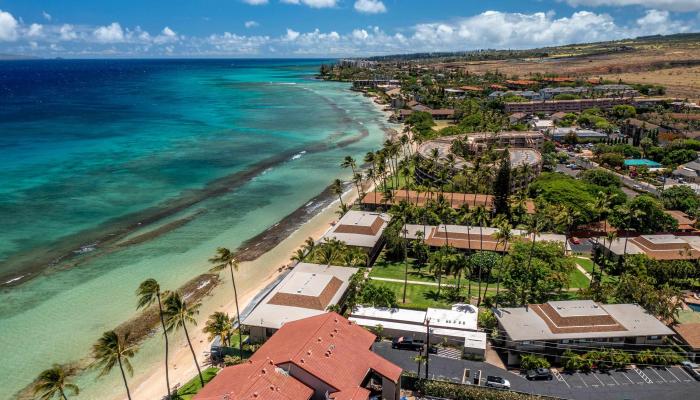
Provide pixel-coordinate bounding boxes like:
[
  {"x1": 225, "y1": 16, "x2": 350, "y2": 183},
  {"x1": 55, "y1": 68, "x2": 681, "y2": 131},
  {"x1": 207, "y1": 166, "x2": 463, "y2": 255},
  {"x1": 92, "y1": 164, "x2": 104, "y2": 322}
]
[{"x1": 424, "y1": 318, "x2": 431, "y2": 380}]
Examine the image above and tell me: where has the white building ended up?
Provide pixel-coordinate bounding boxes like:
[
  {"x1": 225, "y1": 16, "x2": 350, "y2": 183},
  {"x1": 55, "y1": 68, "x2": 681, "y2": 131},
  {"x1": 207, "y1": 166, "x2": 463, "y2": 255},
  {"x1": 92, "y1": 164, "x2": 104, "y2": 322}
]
[
  {"x1": 243, "y1": 263, "x2": 358, "y2": 342},
  {"x1": 323, "y1": 210, "x2": 391, "y2": 265},
  {"x1": 494, "y1": 300, "x2": 675, "y2": 366},
  {"x1": 350, "y1": 304, "x2": 487, "y2": 359}
]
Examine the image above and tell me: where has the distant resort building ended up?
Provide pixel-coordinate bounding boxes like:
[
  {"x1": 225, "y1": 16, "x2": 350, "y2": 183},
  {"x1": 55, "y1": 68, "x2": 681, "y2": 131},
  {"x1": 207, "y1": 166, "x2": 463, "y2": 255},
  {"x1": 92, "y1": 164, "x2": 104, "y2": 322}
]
[
  {"x1": 243, "y1": 263, "x2": 358, "y2": 343},
  {"x1": 597, "y1": 234, "x2": 700, "y2": 261},
  {"x1": 350, "y1": 304, "x2": 487, "y2": 359},
  {"x1": 494, "y1": 300, "x2": 674, "y2": 366},
  {"x1": 551, "y1": 127, "x2": 608, "y2": 142},
  {"x1": 198, "y1": 312, "x2": 402, "y2": 400},
  {"x1": 322, "y1": 210, "x2": 391, "y2": 265},
  {"x1": 504, "y1": 97, "x2": 672, "y2": 114},
  {"x1": 673, "y1": 158, "x2": 700, "y2": 184},
  {"x1": 414, "y1": 133, "x2": 543, "y2": 190},
  {"x1": 360, "y1": 190, "x2": 536, "y2": 214},
  {"x1": 402, "y1": 224, "x2": 570, "y2": 254}
]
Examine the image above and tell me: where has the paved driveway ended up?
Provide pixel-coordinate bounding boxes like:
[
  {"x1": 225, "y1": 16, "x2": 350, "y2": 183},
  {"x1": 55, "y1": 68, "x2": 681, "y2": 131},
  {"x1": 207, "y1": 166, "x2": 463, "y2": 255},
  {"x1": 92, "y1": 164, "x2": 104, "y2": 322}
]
[{"x1": 373, "y1": 342, "x2": 700, "y2": 400}]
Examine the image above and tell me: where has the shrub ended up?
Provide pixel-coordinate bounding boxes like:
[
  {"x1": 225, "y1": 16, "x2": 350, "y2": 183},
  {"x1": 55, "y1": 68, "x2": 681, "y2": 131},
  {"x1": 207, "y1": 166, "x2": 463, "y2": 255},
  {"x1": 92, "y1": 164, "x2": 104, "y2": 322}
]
[
  {"x1": 416, "y1": 379, "x2": 551, "y2": 400},
  {"x1": 520, "y1": 354, "x2": 551, "y2": 370}
]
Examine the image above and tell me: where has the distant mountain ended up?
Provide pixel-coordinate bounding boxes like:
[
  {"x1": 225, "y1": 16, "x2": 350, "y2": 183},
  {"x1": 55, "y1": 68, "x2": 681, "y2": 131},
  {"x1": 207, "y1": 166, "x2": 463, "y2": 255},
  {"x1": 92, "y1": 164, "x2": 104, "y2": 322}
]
[{"x1": 0, "y1": 53, "x2": 41, "y2": 60}]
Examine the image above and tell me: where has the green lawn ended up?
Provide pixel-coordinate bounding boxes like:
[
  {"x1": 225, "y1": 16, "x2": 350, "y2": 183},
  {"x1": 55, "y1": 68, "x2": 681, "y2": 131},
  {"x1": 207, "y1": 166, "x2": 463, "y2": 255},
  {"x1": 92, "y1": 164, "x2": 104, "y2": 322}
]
[
  {"x1": 370, "y1": 255, "x2": 457, "y2": 284},
  {"x1": 175, "y1": 367, "x2": 220, "y2": 400},
  {"x1": 372, "y1": 280, "x2": 453, "y2": 310},
  {"x1": 568, "y1": 268, "x2": 590, "y2": 288},
  {"x1": 575, "y1": 257, "x2": 617, "y2": 284}
]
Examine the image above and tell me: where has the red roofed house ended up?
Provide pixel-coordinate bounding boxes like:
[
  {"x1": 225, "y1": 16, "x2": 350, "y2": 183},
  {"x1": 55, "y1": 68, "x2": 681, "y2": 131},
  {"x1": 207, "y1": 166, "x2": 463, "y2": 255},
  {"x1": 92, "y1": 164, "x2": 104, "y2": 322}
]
[{"x1": 195, "y1": 312, "x2": 402, "y2": 400}]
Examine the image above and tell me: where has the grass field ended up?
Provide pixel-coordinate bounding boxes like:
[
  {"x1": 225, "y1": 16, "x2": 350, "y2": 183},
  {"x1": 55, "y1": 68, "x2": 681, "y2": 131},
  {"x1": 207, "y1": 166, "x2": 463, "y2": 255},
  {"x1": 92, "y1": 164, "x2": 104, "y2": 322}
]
[
  {"x1": 175, "y1": 367, "x2": 220, "y2": 399},
  {"x1": 575, "y1": 257, "x2": 617, "y2": 284},
  {"x1": 568, "y1": 268, "x2": 590, "y2": 289},
  {"x1": 371, "y1": 280, "x2": 453, "y2": 310},
  {"x1": 370, "y1": 255, "x2": 457, "y2": 284}
]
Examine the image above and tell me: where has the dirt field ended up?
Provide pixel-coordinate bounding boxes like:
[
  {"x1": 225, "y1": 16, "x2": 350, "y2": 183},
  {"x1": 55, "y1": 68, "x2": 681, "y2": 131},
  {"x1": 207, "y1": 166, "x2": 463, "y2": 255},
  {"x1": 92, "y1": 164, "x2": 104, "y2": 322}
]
[{"x1": 435, "y1": 41, "x2": 700, "y2": 101}]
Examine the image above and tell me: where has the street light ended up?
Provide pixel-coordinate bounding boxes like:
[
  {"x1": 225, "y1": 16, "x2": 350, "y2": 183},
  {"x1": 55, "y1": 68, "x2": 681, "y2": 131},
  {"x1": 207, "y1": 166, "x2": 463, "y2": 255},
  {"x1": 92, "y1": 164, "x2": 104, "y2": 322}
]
[{"x1": 424, "y1": 317, "x2": 431, "y2": 380}]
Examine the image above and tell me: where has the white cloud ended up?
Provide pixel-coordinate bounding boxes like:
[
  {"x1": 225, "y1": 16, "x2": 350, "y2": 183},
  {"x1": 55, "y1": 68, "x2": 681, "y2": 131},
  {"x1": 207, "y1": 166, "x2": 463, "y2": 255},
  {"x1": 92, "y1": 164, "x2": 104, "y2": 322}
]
[
  {"x1": 42, "y1": 11, "x2": 52, "y2": 21},
  {"x1": 354, "y1": 0, "x2": 387, "y2": 14},
  {"x1": 245, "y1": 20, "x2": 259, "y2": 28},
  {"x1": 242, "y1": 0, "x2": 269, "y2": 5},
  {"x1": 284, "y1": 28, "x2": 300, "y2": 41},
  {"x1": 280, "y1": 0, "x2": 338, "y2": 8},
  {"x1": 26, "y1": 23, "x2": 44, "y2": 38},
  {"x1": 59, "y1": 24, "x2": 78, "y2": 41},
  {"x1": 0, "y1": 9, "x2": 19, "y2": 41},
  {"x1": 93, "y1": 22, "x2": 125, "y2": 43},
  {"x1": 161, "y1": 26, "x2": 176, "y2": 37},
  {"x1": 565, "y1": 0, "x2": 700, "y2": 12}
]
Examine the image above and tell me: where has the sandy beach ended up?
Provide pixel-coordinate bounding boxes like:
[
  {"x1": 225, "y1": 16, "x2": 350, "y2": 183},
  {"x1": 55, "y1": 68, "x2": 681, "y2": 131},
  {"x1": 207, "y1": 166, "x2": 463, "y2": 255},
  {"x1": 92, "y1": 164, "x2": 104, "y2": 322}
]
[{"x1": 118, "y1": 182, "x2": 362, "y2": 400}]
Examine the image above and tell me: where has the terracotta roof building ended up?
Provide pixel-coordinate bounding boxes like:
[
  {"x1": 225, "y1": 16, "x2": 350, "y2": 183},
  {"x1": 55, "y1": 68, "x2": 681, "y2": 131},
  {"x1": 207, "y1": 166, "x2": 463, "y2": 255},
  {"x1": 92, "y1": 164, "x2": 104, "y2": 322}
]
[
  {"x1": 494, "y1": 300, "x2": 674, "y2": 366},
  {"x1": 666, "y1": 210, "x2": 697, "y2": 232},
  {"x1": 322, "y1": 210, "x2": 391, "y2": 265},
  {"x1": 403, "y1": 224, "x2": 570, "y2": 254},
  {"x1": 243, "y1": 263, "x2": 358, "y2": 343},
  {"x1": 674, "y1": 322, "x2": 700, "y2": 362},
  {"x1": 597, "y1": 234, "x2": 700, "y2": 261},
  {"x1": 196, "y1": 312, "x2": 402, "y2": 400},
  {"x1": 360, "y1": 190, "x2": 536, "y2": 214}
]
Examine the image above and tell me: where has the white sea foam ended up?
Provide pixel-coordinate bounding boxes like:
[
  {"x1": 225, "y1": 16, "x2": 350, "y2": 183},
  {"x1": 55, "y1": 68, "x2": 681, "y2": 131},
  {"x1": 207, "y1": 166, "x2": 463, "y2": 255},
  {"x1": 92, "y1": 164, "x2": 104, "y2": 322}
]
[
  {"x1": 74, "y1": 244, "x2": 97, "y2": 254},
  {"x1": 290, "y1": 150, "x2": 307, "y2": 161},
  {"x1": 4, "y1": 275, "x2": 24, "y2": 285}
]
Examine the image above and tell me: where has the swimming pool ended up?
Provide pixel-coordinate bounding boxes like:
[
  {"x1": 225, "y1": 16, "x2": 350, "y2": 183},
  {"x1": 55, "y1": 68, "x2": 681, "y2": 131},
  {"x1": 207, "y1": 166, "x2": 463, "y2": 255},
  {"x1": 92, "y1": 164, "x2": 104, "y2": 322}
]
[{"x1": 688, "y1": 303, "x2": 700, "y2": 312}]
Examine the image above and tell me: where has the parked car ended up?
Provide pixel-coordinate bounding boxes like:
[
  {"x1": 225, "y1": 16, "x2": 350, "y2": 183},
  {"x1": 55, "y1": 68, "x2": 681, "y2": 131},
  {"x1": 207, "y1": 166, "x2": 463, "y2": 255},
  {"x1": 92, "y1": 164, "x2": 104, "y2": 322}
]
[
  {"x1": 681, "y1": 361, "x2": 700, "y2": 380},
  {"x1": 569, "y1": 237, "x2": 581, "y2": 245},
  {"x1": 391, "y1": 337, "x2": 424, "y2": 351},
  {"x1": 485, "y1": 375, "x2": 511, "y2": 389},
  {"x1": 526, "y1": 368, "x2": 553, "y2": 381}
]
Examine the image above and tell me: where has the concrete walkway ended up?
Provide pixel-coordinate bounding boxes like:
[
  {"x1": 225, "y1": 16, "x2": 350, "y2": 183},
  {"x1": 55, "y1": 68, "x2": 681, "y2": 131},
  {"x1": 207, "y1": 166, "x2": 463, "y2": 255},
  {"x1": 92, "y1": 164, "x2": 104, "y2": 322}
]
[
  {"x1": 369, "y1": 276, "x2": 455, "y2": 287},
  {"x1": 575, "y1": 264, "x2": 592, "y2": 280}
]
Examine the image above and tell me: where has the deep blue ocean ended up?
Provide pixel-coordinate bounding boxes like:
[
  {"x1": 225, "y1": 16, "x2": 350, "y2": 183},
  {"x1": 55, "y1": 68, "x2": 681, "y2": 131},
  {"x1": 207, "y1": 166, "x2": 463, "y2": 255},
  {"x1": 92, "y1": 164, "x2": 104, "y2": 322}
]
[{"x1": 0, "y1": 59, "x2": 393, "y2": 398}]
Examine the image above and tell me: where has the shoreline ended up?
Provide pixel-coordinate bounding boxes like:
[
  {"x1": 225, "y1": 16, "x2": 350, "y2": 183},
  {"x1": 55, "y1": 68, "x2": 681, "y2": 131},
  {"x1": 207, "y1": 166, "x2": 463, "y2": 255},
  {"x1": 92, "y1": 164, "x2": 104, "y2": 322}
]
[
  {"x1": 117, "y1": 181, "x2": 361, "y2": 400},
  {"x1": 119, "y1": 94, "x2": 401, "y2": 400}
]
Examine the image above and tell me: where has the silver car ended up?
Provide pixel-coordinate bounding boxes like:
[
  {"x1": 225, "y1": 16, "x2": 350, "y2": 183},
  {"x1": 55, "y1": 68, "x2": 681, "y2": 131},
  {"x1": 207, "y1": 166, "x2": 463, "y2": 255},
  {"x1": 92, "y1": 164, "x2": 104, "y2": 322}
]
[{"x1": 485, "y1": 375, "x2": 511, "y2": 389}]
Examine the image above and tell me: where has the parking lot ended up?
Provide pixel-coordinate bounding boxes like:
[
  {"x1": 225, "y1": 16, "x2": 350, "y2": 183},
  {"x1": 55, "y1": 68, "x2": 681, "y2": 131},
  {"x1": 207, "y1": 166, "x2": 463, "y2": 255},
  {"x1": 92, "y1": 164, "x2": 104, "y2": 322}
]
[
  {"x1": 513, "y1": 365, "x2": 700, "y2": 400},
  {"x1": 373, "y1": 342, "x2": 700, "y2": 400}
]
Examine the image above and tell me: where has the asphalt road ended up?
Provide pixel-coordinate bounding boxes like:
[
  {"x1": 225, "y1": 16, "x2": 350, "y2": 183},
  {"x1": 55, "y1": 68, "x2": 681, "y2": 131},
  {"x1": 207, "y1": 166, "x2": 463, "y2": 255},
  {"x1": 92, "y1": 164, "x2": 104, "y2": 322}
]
[{"x1": 373, "y1": 342, "x2": 700, "y2": 400}]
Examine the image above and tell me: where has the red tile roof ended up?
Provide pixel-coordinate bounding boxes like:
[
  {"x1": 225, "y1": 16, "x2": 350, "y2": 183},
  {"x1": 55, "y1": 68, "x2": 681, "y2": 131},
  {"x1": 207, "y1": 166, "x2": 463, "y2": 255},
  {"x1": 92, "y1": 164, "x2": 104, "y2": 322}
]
[
  {"x1": 197, "y1": 313, "x2": 401, "y2": 400},
  {"x1": 253, "y1": 313, "x2": 402, "y2": 399},
  {"x1": 195, "y1": 359, "x2": 314, "y2": 400}
]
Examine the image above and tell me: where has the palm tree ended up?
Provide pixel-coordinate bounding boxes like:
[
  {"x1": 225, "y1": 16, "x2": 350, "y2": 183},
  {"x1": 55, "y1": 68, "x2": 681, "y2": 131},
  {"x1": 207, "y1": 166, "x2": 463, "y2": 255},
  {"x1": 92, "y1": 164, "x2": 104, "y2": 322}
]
[
  {"x1": 331, "y1": 178, "x2": 345, "y2": 208},
  {"x1": 136, "y1": 278, "x2": 171, "y2": 399},
  {"x1": 290, "y1": 248, "x2": 306, "y2": 263},
  {"x1": 203, "y1": 312, "x2": 234, "y2": 346},
  {"x1": 163, "y1": 292, "x2": 204, "y2": 387},
  {"x1": 493, "y1": 222, "x2": 514, "y2": 308},
  {"x1": 33, "y1": 365, "x2": 79, "y2": 400},
  {"x1": 472, "y1": 206, "x2": 489, "y2": 305},
  {"x1": 208, "y1": 247, "x2": 243, "y2": 355},
  {"x1": 522, "y1": 214, "x2": 546, "y2": 305},
  {"x1": 92, "y1": 331, "x2": 138, "y2": 400}
]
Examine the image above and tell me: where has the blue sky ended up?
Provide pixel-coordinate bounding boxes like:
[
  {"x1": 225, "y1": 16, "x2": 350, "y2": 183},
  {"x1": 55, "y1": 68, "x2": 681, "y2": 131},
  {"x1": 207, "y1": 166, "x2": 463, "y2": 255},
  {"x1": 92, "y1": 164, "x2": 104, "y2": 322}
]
[{"x1": 0, "y1": 0, "x2": 699, "y2": 57}]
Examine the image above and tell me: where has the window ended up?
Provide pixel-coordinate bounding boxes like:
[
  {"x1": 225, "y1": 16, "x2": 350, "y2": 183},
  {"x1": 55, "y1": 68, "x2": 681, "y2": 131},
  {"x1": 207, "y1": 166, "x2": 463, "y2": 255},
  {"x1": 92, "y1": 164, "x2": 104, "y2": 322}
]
[
  {"x1": 648, "y1": 335, "x2": 660, "y2": 340},
  {"x1": 561, "y1": 340, "x2": 570, "y2": 344}
]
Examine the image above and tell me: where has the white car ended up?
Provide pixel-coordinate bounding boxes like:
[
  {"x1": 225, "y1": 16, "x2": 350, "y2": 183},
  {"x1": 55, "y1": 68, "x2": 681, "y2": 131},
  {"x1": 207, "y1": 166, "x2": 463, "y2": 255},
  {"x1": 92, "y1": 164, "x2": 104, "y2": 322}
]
[{"x1": 485, "y1": 375, "x2": 511, "y2": 389}]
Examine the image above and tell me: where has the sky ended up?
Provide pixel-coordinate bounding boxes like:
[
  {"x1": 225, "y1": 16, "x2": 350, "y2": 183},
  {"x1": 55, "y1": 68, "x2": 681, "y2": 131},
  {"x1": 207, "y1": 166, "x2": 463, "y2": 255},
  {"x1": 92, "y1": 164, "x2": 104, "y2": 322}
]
[{"x1": 0, "y1": 0, "x2": 699, "y2": 57}]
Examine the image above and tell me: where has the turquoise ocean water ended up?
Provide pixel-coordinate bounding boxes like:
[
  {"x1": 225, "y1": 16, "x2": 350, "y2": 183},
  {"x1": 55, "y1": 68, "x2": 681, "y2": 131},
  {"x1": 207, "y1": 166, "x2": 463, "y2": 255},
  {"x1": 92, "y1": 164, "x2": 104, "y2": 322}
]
[{"x1": 0, "y1": 59, "x2": 391, "y2": 398}]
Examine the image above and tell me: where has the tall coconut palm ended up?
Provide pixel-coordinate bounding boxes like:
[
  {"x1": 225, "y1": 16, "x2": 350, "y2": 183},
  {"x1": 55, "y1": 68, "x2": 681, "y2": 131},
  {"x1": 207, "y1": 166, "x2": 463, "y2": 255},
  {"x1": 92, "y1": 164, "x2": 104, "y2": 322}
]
[
  {"x1": 472, "y1": 206, "x2": 489, "y2": 305},
  {"x1": 203, "y1": 312, "x2": 234, "y2": 346},
  {"x1": 33, "y1": 365, "x2": 79, "y2": 400},
  {"x1": 163, "y1": 292, "x2": 204, "y2": 387},
  {"x1": 331, "y1": 179, "x2": 345, "y2": 208},
  {"x1": 136, "y1": 278, "x2": 171, "y2": 399},
  {"x1": 92, "y1": 331, "x2": 138, "y2": 400},
  {"x1": 208, "y1": 247, "x2": 243, "y2": 355},
  {"x1": 493, "y1": 222, "x2": 514, "y2": 308},
  {"x1": 523, "y1": 214, "x2": 546, "y2": 305}
]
